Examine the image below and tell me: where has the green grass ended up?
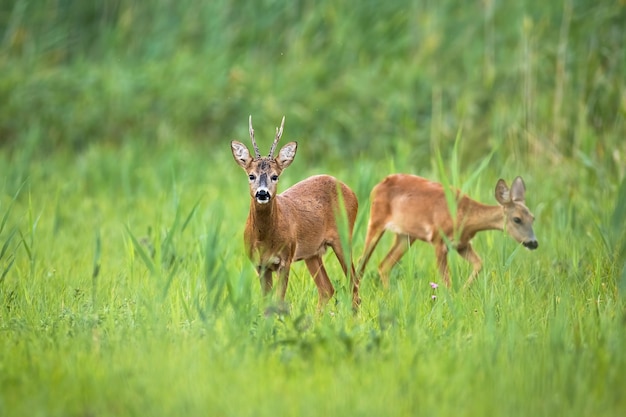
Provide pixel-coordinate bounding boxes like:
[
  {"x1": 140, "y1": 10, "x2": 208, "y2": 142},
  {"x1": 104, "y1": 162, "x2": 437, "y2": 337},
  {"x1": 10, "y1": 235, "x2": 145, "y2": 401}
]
[
  {"x1": 1, "y1": 0, "x2": 626, "y2": 416},
  {"x1": 1, "y1": 140, "x2": 624, "y2": 416}
]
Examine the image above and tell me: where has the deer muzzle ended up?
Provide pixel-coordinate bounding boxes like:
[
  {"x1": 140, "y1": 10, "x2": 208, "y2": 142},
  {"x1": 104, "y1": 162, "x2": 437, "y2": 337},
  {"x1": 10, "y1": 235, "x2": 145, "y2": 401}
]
[
  {"x1": 255, "y1": 188, "x2": 271, "y2": 204},
  {"x1": 523, "y1": 239, "x2": 539, "y2": 250}
]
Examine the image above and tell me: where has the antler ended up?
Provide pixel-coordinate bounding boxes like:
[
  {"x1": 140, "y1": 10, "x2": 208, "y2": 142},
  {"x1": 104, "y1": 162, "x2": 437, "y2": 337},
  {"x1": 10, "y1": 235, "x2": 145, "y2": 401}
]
[
  {"x1": 268, "y1": 116, "x2": 285, "y2": 158},
  {"x1": 249, "y1": 115, "x2": 261, "y2": 158}
]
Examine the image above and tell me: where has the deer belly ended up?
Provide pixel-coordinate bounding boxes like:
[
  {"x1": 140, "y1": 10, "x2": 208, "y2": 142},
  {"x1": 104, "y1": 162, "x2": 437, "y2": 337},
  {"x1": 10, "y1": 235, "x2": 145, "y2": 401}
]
[
  {"x1": 293, "y1": 242, "x2": 327, "y2": 261},
  {"x1": 385, "y1": 220, "x2": 434, "y2": 243}
]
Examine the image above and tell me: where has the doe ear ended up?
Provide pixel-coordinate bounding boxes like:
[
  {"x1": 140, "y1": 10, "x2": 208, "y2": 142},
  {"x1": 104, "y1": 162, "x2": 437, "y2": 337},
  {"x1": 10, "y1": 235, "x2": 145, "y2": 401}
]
[
  {"x1": 510, "y1": 176, "x2": 526, "y2": 202},
  {"x1": 231, "y1": 140, "x2": 253, "y2": 169},
  {"x1": 495, "y1": 179, "x2": 511, "y2": 205},
  {"x1": 276, "y1": 141, "x2": 297, "y2": 170}
]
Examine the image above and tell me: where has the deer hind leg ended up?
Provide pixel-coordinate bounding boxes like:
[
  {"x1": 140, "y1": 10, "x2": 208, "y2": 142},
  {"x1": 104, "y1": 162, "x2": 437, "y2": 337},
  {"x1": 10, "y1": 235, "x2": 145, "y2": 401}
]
[
  {"x1": 304, "y1": 256, "x2": 335, "y2": 308},
  {"x1": 357, "y1": 218, "x2": 387, "y2": 279},
  {"x1": 378, "y1": 234, "x2": 415, "y2": 288},
  {"x1": 329, "y1": 241, "x2": 361, "y2": 308},
  {"x1": 457, "y1": 244, "x2": 482, "y2": 289},
  {"x1": 434, "y1": 243, "x2": 451, "y2": 287}
]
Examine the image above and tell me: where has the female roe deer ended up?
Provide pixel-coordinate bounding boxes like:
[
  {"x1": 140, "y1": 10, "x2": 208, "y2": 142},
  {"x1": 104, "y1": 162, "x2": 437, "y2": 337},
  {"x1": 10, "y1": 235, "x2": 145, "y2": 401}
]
[
  {"x1": 231, "y1": 116, "x2": 360, "y2": 308},
  {"x1": 357, "y1": 175, "x2": 538, "y2": 288}
]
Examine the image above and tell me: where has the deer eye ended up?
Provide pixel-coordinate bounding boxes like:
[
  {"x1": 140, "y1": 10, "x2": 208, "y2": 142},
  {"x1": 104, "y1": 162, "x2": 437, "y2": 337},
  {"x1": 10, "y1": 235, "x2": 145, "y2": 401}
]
[
  {"x1": 248, "y1": 174, "x2": 256, "y2": 181},
  {"x1": 270, "y1": 175, "x2": 279, "y2": 182},
  {"x1": 513, "y1": 217, "x2": 522, "y2": 224}
]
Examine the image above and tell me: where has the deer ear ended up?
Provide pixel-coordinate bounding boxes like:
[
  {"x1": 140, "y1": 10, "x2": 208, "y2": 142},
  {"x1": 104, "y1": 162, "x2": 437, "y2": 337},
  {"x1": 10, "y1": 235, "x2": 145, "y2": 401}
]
[
  {"x1": 231, "y1": 141, "x2": 252, "y2": 168},
  {"x1": 276, "y1": 141, "x2": 297, "y2": 169},
  {"x1": 495, "y1": 179, "x2": 511, "y2": 205},
  {"x1": 510, "y1": 176, "x2": 526, "y2": 202}
]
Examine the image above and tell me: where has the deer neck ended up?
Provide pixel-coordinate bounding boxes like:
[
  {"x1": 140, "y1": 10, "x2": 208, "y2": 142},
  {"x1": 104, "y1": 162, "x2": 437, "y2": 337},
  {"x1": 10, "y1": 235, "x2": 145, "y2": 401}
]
[
  {"x1": 248, "y1": 198, "x2": 281, "y2": 238},
  {"x1": 460, "y1": 202, "x2": 505, "y2": 237}
]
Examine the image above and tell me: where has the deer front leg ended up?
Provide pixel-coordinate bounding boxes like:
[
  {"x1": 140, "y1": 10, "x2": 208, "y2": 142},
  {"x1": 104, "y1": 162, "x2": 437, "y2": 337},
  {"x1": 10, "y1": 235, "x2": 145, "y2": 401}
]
[
  {"x1": 435, "y1": 243, "x2": 451, "y2": 287},
  {"x1": 304, "y1": 256, "x2": 335, "y2": 308},
  {"x1": 258, "y1": 266, "x2": 273, "y2": 296},
  {"x1": 276, "y1": 261, "x2": 291, "y2": 301},
  {"x1": 457, "y1": 244, "x2": 482, "y2": 289}
]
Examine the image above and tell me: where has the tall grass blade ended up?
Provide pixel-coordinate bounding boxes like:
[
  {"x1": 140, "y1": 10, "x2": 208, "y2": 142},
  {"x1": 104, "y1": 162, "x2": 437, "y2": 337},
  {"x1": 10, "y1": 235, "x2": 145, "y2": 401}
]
[
  {"x1": 161, "y1": 260, "x2": 180, "y2": 299},
  {"x1": 202, "y1": 209, "x2": 226, "y2": 313},
  {"x1": 161, "y1": 207, "x2": 181, "y2": 269},
  {"x1": 610, "y1": 177, "x2": 626, "y2": 257},
  {"x1": 92, "y1": 229, "x2": 101, "y2": 308},
  {"x1": 0, "y1": 255, "x2": 15, "y2": 284},
  {"x1": 462, "y1": 148, "x2": 497, "y2": 193},
  {"x1": 611, "y1": 177, "x2": 626, "y2": 296},
  {"x1": 0, "y1": 180, "x2": 26, "y2": 236},
  {"x1": 17, "y1": 229, "x2": 32, "y2": 262},
  {"x1": 334, "y1": 182, "x2": 354, "y2": 312},
  {"x1": 434, "y1": 147, "x2": 458, "y2": 245},
  {"x1": 450, "y1": 125, "x2": 462, "y2": 187},
  {"x1": 181, "y1": 197, "x2": 202, "y2": 234},
  {"x1": 0, "y1": 228, "x2": 17, "y2": 261},
  {"x1": 126, "y1": 225, "x2": 159, "y2": 277}
]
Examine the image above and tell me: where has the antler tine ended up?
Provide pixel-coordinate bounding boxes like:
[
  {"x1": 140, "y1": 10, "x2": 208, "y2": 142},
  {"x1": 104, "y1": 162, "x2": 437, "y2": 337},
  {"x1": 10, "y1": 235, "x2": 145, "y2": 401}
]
[
  {"x1": 249, "y1": 115, "x2": 261, "y2": 158},
  {"x1": 268, "y1": 116, "x2": 286, "y2": 158}
]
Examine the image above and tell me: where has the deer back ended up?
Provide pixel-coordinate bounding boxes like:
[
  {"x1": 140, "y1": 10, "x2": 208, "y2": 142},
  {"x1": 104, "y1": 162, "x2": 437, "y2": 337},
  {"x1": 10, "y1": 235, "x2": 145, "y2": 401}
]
[
  {"x1": 274, "y1": 174, "x2": 358, "y2": 261},
  {"x1": 371, "y1": 174, "x2": 459, "y2": 243}
]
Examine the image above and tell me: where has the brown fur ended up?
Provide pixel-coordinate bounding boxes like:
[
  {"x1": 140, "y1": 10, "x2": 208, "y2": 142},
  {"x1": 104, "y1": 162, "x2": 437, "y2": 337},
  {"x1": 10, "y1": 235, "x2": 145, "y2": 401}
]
[
  {"x1": 231, "y1": 117, "x2": 360, "y2": 308},
  {"x1": 357, "y1": 174, "x2": 538, "y2": 288}
]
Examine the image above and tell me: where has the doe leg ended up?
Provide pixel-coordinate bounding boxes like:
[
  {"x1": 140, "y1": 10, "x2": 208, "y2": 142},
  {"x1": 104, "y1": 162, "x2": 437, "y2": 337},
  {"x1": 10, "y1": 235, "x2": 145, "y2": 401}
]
[
  {"x1": 378, "y1": 234, "x2": 415, "y2": 288},
  {"x1": 457, "y1": 244, "x2": 482, "y2": 289},
  {"x1": 356, "y1": 220, "x2": 386, "y2": 279},
  {"x1": 435, "y1": 243, "x2": 451, "y2": 287}
]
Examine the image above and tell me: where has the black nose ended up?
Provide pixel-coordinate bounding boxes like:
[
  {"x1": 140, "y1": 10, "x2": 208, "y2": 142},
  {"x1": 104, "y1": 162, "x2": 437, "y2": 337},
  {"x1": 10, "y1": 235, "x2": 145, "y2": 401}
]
[
  {"x1": 256, "y1": 189, "x2": 271, "y2": 201},
  {"x1": 523, "y1": 240, "x2": 538, "y2": 250}
]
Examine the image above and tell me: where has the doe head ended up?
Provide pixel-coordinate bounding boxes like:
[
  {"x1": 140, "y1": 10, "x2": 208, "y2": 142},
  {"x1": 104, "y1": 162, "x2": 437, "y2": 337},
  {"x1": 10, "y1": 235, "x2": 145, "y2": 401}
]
[
  {"x1": 494, "y1": 176, "x2": 539, "y2": 250},
  {"x1": 231, "y1": 116, "x2": 297, "y2": 205}
]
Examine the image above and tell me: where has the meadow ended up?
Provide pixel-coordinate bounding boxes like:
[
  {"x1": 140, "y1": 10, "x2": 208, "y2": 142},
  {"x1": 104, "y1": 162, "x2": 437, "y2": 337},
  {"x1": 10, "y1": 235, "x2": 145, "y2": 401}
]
[{"x1": 1, "y1": 0, "x2": 625, "y2": 416}]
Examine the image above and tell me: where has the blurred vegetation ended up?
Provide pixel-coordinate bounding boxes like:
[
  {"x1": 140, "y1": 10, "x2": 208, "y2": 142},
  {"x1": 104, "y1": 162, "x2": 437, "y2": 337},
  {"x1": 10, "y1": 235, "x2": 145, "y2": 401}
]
[
  {"x1": 1, "y1": 2, "x2": 626, "y2": 416},
  {"x1": 1, "y1": 0, "x2": 625, "y2": 170}
]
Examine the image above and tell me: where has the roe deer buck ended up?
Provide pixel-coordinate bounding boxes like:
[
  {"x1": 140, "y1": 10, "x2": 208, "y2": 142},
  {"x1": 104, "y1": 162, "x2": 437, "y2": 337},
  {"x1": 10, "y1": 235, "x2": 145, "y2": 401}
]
[
  {"x1": 231, "y1": 116, "x2": 360, "y2": 308},
  {"x1": 356, "y1": 175, "x2": 538, "y2": 288}
]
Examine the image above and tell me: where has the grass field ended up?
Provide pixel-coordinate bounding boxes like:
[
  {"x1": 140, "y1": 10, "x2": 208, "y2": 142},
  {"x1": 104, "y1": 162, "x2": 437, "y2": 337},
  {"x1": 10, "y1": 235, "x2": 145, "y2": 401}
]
[{"x1": 1, "y1": 1, "x2": 626, "y2": 416}]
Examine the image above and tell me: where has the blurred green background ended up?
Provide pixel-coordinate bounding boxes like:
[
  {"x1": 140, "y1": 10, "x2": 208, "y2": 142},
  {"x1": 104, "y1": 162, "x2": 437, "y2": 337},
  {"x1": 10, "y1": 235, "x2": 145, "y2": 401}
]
[
  {"x1": 1, "y1": 0, "x2": 624, "y2": 168},
  {"x1": 1, "y1": 2, "x2": 626, "y2": 416}
]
